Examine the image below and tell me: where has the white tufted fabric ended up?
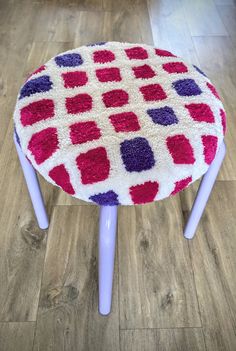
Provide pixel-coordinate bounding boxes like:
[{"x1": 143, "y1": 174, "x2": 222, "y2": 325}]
[{"x1": 13, "y1": 42, "x2": 226, "y2": 205}]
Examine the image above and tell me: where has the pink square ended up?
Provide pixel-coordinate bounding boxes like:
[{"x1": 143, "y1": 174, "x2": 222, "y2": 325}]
[
  {"x1": 102, "y1": 89, "x2": 129, "y2": 108},
  {"x1": 27, "y1": 65, "x2": 46, "y2": 80},
  {"x1": 140, "y1": 84, "x2": 167, "y2": 101},
  {"x1": 28, "y1": 127, "x2": 59, "y2": 165},
  {"x1": 125, "y1": 47, "x2": 148, "y2": 60},
  {"x1": 130, "y1": 181, "x2": 159, "y2": 204},
  {"x1": 66, "y1": 93, "x2": 92, "y2": 114},
  {"x1": 62, "y1": 71, "x2": 88, "y2": 88},
  {"x1": 49, "y1": 164, "x2": 75, "y2": 195},
  {"x1": 132, "y1": 64, "x2": 155, "y2": 79},
  {"x1": 109, "y1": 112, "x2": 141, "y2": 132},
  {"x1": 96, "y1": 67, "x2": 121, "y2": 82},
  {"x1": 185, "y1": 103, "x2": 215, "y2": 123},
  {"x1": 155, "y1": 48, "x2": 176, "y2": 57},
  {"x1": 93, "y1": 50, "x2": 115, "y2": 63},
  {"x1": 20, "y1": 99, "x2": 54, "y2": 126},
  {"x1": 70, "y1": 121, "x2": 101, "y2": 144},
  {"x1": 171, "y1": 177, "x2": 192, "y2": 195},
  {"x1": 162, "y1": 62, "x2": 188, "y2": 74},
  {"x1": 220, "y1": 109, "x2": 226, "y2": 135},
  {"x1": 202, "y1": 135, "x2": 218, "y2": 165},
  {"x1": 207, "y1": 82, "x2": 220, "y2": 99},
  {"x1": 167, "y1": 135, "x2": 195, "y2": 164},
  {"x1": 76, "y1": 147, "x2": 110, "y2": 184}
]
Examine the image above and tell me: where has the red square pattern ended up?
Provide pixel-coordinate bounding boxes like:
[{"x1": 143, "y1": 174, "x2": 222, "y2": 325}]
[
  {"x1": 96, "y1": 67, "x2": 121, "y2": 83},
  {"x1": 102, "y1": 89, "x2": 129, "y2": 108},
  {"x1": 109, "y1": 112, "x2": 141, "y2": 132},
  {"x1": 28, "y1": 127, "x2": 59, "y2": 165},
  {"x1": 130, "y1": 181, "x2": 159, "y2": 204},
  {"x1": 167, "y1": 135, "x2": 195, "y2": 164},
  {"x1": 132, "y1": 64, "x2": 155, "y2": 79},
  {"x1": 207, "y1": 82, "x2": 220, "y2": 99},
  {"x1": 155, "y1": 48, "x2": 176, "y2": 57},
  {"x1": 185, "y1": 103, "x2": 215, "y2": 123},
  {"x1": 171, "y1": 176, "x2": 192, "y2": 195},
  {"x1": 202, "y1": 135, "x2": 218, "y2": 165},
  {"x1": 162, "y1": 62, "x2": 188, "y2": 74},
  {"x1": 62, "y1": 71, "x2": 88, "y2": 88},
  {"x1": 125, "y1": 47, "x2": 148, "y2": 60},
  {"x1": 49, "y1": 164, "x2": 75, "y2": 195},
  {"x1": 70, "y1": 121, "x2": 101, "y2": 144},
  {"x1": 20, "y1": 99, "x2": 54, "y2": 126},
  {"x1": 66, "y1": 93, "x2": 92, "y2": 114},
  {"x1": 76, "y1": 147, "x2": 110, "y2": 184},
  {"x1": 220, "y1": 109, "x2": 226, "y2": 135},
  {"x1": 140, "y1": 84, "x2": 167, "y2": 102},
  {"x1": 27, "y1": 65, "x2": 46, "y2": 80},
  {"x1": 93, "y1": 50, "x2": 115, "y2": 63}
]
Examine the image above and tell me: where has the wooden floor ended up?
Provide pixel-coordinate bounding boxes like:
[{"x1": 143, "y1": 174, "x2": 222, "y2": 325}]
[{"x1": 0, "y1": 0, "x2": 236, "y2": 350}]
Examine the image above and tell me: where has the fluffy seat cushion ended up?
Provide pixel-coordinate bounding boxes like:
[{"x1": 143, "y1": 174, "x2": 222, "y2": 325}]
[{"x1": 13, "y1": 42, "x2": 226, "y2": 205}]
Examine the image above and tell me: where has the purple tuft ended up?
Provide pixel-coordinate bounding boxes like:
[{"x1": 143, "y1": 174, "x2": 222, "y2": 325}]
[
  {"x1": 120, "y1": 137, "x2": 155, "y2": 172},
  {"x1": 55, "y1": 53, "x2": 83, "y2": 67},
  {"x1": 89, "y1": 190, "x2": 119, "y2": 205},
  {"x1": 173, "y1": 79, "x2": 202, "y2": 96},
  {"x1": 147, "y1": 106, "x2": 178, "y2": 126},
  {"x1": 19, "y1": 75, "x2": 53, "y2": 99},
  {"x1": 14, "y1": 125, "x2": 21, "y2": 147},
  {"x1": 87, "y1": 42, "x2": 107, "y2": 47},
  {"x1": 193, "y1": 65, "x2": 207, "y2": 77}
]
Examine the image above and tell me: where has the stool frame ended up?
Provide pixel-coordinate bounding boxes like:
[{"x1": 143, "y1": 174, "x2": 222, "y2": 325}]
[{"x1": 14, "y1": 133, "x2": 226, "y2": 315}]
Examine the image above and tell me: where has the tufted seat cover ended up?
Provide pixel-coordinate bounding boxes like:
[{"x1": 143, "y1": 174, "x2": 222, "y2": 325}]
[{"x1": 13, "y1": 42, "x2": 226, "y2": 205}]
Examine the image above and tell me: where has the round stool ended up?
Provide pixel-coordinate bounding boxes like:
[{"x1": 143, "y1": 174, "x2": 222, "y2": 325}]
[{"x1": 13, "y1": 41, "x2": 226, "y2": 315}]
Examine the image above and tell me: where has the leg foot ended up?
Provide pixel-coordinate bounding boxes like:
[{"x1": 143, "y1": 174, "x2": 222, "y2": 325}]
[
  {"x1": 98, "y1": 206, "x2": 118, "y2": 315},
  {"x1": 184, "y1": 141, "x2": 226, "y2": 240},
  {"x1": 14, "y1": 135, "x2": 49, "y2": 230}
]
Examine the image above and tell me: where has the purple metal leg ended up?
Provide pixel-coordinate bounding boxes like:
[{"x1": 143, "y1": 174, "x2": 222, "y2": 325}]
[
  {"x1": 184, "y1": 141, "x2": 226, "y2": 240},
  {"x1": 14, "y1": 135, "x2": 49, "y2": 230},
  {"x1": 98, "y1": 205, "x2": 118, "y2": 315}
]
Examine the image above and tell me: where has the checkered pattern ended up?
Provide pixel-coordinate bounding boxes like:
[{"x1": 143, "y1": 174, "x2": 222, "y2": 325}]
[{"x1": 14, "y1": 42, "x2": 226, "y2": 205}]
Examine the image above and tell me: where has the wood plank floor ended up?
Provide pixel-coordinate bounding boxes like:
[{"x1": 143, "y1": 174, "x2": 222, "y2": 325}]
[{"x1": 0, "y1": 0, "x2": 236, "y2": 350}]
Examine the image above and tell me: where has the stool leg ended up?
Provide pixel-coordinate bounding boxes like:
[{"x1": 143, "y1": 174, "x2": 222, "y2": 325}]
[
  {"x1": 14, "y1": 135, "x2": 49, "y2": 230},
  {"x1": 184, "y1": 141, "x2": 226, "y2": 240},
  {"x1": 98, "y1": 205, "x2": 118, "y2": 315}
]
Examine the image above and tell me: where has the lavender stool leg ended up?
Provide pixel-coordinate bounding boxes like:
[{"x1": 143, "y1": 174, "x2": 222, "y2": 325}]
[
  {"x1": 184, "y1": 141, "x2": 226, "y2": 240},
  {"x1": 14, "y1": 135, "x2": 49, "y2": 230},
  {"x1": 98, "y1": 205, "x2": 118, "y2": 315}
]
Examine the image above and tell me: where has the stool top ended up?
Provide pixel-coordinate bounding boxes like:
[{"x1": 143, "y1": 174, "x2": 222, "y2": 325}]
[{"x1": 14, "y1": 42, "x2": 226, "y2": 205}]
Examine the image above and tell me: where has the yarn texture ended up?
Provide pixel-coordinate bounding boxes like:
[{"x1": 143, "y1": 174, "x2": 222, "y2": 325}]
[{"x1": 14, "y1": 42, "x2": 226, "y2": 205}]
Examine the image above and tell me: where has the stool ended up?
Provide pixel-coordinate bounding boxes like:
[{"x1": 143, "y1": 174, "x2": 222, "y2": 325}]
[{"x1": 13, "y1": 42, "x2": 226, "y2": 315}]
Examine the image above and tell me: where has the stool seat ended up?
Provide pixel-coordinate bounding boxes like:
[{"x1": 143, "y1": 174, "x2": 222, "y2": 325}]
[{"x1": 13, "y1": 42, "x2": 226, "y2": 205}]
